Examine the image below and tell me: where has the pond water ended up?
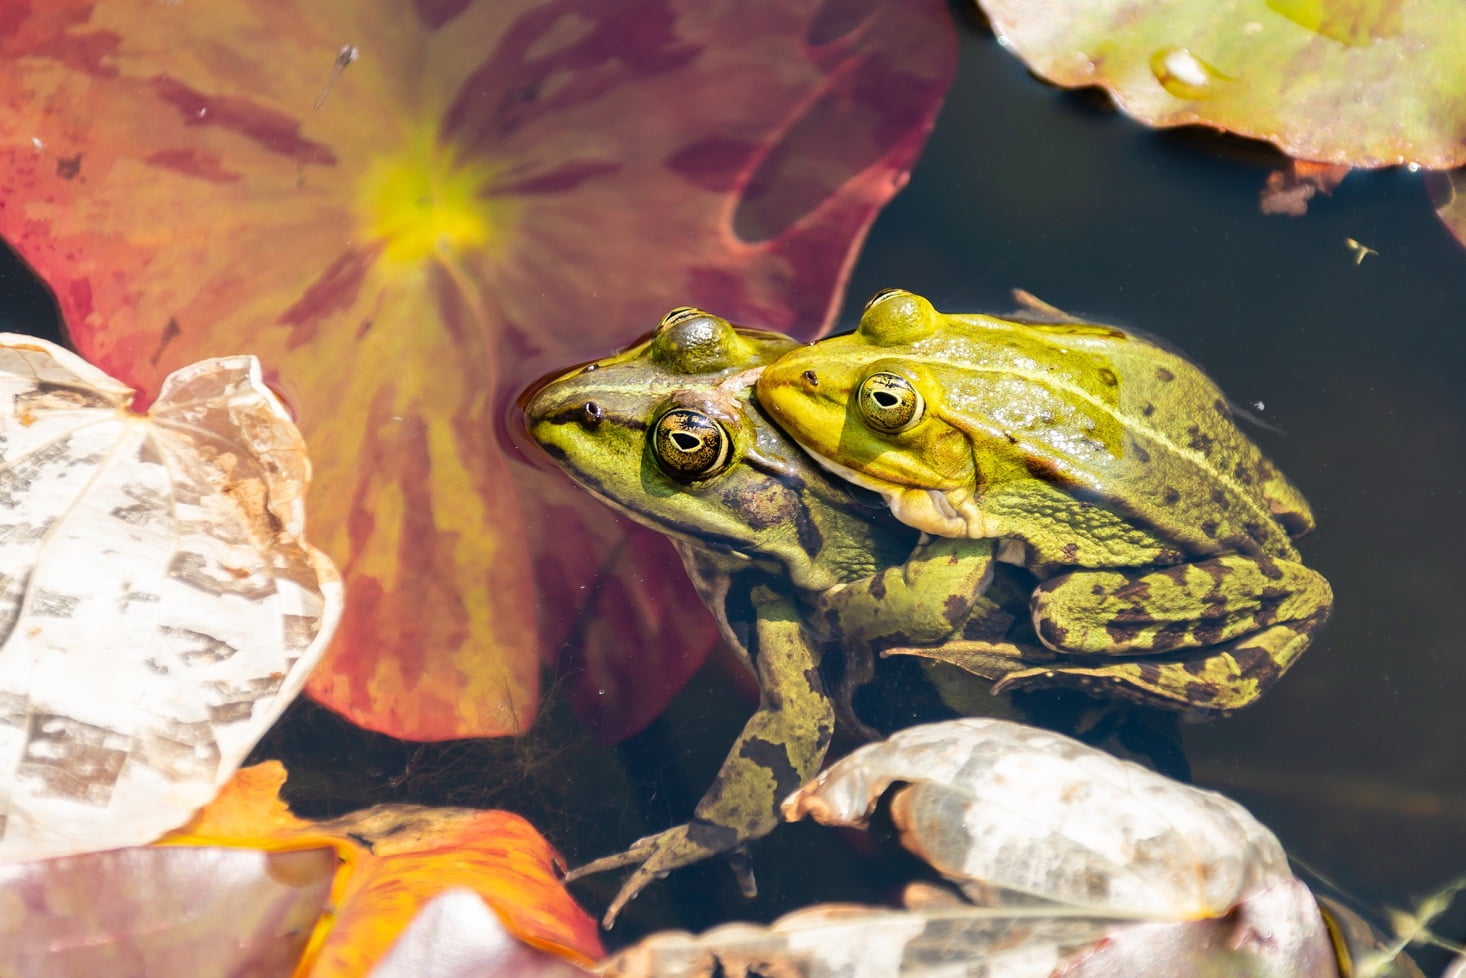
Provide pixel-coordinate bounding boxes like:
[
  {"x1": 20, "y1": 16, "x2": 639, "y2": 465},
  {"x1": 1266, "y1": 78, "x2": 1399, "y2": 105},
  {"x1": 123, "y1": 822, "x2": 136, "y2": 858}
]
[
  {"x1": 1, "y1": 7, "x2": 1461, "y2": 970},
  {"x1": 844, "y1": 11, "x2": 1466, "y2": 970}
]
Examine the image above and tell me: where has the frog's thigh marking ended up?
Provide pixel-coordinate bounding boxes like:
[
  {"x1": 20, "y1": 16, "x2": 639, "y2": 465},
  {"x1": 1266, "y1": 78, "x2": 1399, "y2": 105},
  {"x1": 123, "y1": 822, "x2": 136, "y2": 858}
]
[{"x1": 1033, "y1": 556, "x2": 1331, "y2": 654}]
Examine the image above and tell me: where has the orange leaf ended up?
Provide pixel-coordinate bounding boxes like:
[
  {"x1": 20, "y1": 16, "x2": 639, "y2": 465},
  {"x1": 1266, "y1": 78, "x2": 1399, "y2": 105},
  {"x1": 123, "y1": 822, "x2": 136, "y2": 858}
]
[
  {"x1": 162, "y1": 760, "x2": 604, "y2": 976},
  {"x1": 0, "y1": 0, "x2": 956, "y2": 741}
]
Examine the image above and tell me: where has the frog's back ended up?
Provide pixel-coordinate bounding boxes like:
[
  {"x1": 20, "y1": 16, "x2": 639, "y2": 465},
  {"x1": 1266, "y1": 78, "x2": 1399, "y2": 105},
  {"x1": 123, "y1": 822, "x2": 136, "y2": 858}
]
[{"x1": 940, "y1": 311, "x2": 1313, "y2": 559}]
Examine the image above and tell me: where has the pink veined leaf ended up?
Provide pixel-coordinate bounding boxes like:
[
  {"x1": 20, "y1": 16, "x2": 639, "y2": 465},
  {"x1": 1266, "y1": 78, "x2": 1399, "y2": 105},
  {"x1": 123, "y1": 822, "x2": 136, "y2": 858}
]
[
  {"x1": 0, "y1": 845, "x2": 335, "y2": 977},
  {"x1": 0, "y1": 0, "x2": 957, "y2": 740}
]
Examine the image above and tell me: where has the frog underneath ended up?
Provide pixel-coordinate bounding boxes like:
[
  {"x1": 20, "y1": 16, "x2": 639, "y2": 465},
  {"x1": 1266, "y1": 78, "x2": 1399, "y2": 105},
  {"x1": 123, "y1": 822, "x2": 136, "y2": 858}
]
[{"x1": 523, "y1": 307, "x2": 1028, "y2": 925}]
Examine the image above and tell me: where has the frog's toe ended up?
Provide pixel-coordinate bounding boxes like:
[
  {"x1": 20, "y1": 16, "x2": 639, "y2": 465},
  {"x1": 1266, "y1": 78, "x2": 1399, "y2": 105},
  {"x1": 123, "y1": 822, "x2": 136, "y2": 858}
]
[{"x1": 568, "y1": 822, "x2": 748, "y2": 928}]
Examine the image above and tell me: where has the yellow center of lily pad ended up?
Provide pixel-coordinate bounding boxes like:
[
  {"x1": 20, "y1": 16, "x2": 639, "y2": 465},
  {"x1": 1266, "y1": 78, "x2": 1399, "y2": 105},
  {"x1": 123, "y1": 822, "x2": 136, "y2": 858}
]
[{"x1": 358, "y1": 134, "x2": 497, "y2": 267}]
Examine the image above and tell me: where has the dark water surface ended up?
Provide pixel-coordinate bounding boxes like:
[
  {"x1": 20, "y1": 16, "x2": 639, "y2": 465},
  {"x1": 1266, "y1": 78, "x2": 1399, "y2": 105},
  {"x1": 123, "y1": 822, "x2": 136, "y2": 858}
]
[
  {"x1": 2, "y1": 6, "x2": 1462, "y2": 969},
  {"x1": 845, "y1": 8, "x2": 1466, "y2": 968}
]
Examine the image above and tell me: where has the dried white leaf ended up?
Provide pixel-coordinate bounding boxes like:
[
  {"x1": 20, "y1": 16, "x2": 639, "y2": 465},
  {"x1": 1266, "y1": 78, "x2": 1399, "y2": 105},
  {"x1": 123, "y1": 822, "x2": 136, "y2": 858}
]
[
  {"x1": 784, "y1": 718, "x2": 1291, "y2": 919},
  {"x1": 0, "y1": 336, "x2": 341, "y2": 860},
  {"x1": 600, "y1": 883, "x2": 1339, "y2": 978}
]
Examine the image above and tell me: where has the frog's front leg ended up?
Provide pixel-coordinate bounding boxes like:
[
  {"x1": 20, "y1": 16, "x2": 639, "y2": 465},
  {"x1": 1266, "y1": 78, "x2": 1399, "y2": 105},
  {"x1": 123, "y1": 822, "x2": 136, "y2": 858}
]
[
  {"x1": 814, "y1": 535, "x2": 1007, "y2": 650},
  {"x1": 566, "y1": 585, "x2": 833, "y2": 928},
  {"x1": 1001, "y1": 555, "x2": 1332, "y2": 711}
]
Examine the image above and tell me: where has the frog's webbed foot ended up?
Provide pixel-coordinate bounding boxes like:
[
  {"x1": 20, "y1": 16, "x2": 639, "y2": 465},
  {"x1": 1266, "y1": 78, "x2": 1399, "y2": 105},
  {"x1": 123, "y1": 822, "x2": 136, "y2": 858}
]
[
  {"x1": 565, "y1": 822, "x2": 755, "y2": 928},
  {"x1": 570, "y1": 585, "x2": 832, "y2": 929}
]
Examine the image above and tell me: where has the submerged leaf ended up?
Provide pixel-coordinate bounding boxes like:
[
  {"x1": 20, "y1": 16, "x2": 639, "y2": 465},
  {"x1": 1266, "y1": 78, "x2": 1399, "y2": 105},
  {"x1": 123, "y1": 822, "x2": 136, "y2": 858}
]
[
  {"x1": 976, "y1": 0, "x2": 1466, "y2": 168},
  {"x1": 162, "y1": 761, "x2": 605, "y2": 976},
  {"x1": 0, "y1": 336, "x2": 340, "y2": 861},
  {"x1": 0, "y1": 845, "x2": 335, "y2": 978},
  {"x1": 0, "y1": 0, "x2": 957, "y2": 740}
]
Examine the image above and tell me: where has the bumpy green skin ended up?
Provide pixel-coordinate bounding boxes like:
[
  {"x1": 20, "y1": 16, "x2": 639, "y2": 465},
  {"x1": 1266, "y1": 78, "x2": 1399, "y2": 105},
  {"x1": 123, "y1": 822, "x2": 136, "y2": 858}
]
[
  {"x1": 756, "y1": 290, "x2": 1333, "y2": 712},
  {"x1": 523, "y1": 308, "x2": 1018, "y2": 926}
]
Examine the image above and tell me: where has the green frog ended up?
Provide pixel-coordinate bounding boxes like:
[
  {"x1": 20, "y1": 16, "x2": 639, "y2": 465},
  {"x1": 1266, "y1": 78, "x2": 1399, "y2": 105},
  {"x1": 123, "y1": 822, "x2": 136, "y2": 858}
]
[
  {"x1": 522, "y1": 307, "x2": 1027, "y2": 926},
  {"x1": 756, "y1": 288, "x2": 1333, "y2": 712}
]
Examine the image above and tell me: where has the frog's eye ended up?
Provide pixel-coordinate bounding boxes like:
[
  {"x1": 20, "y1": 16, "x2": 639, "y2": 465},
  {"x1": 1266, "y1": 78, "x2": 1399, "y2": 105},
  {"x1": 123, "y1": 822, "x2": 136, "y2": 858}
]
[
  {"x1": 857, "y1": 371, "x2": 924, "y2": 433},
  {"x1": 863, "y1": 288, "x2": 911, "y2": 311},
  {"x1": 652, "y1": 408, "x2": 733, "y2": 480}
]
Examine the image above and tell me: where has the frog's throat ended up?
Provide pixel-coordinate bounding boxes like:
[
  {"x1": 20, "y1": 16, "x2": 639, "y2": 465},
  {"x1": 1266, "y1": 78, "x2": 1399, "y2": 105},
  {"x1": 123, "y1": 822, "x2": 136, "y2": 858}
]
[{"x1": 799, "y1": 446, "x2": 986, "y2": 540}]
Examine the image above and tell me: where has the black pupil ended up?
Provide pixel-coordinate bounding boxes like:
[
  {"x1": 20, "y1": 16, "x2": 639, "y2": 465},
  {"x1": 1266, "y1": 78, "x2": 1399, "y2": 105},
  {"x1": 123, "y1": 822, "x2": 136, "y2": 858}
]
[
  {"x1": 873, "y1": 391, "x2": 899, "y2": 408},
  {"x1": 671, "y1": 432, "x2": 700, "y2": 451}
]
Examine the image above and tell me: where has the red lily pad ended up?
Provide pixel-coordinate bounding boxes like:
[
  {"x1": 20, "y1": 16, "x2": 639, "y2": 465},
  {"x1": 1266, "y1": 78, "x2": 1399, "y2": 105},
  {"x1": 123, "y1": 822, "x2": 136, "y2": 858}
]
[
  {"x1": 0, "y1": 1, "x2": 957, "y2": 740},
  {"x1": 976, "y1": 0, "x2": 1466, "y2": 168}
]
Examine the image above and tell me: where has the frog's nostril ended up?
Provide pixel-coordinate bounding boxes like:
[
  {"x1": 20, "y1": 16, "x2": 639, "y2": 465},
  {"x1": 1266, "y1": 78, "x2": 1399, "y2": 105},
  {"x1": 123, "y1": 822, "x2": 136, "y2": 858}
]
[
  {"x1": 801, "y1": 369, "x2": 818, "y2": 388},
  {"x1": 583, "y1": 401, "x2": 604, "y2": 426}
]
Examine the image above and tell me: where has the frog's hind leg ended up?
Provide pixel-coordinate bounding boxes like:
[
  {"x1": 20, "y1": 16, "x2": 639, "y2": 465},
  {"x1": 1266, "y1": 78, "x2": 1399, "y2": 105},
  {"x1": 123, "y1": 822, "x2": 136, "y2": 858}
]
[
  {"x1": 1011, "y1": 554, "x2": 1330, "y2": 712},
  {"x1": 995, "y1": 616, "x2": 1324, "y2": 713},
  {"x1": 1031, "y1": 555, "x2": 1332, "y2": 658}
]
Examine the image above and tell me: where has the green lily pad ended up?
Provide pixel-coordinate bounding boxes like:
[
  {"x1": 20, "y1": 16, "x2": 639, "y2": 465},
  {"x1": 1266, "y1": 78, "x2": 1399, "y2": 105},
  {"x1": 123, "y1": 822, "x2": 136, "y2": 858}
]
[{"x1": 976, "y1": 0, "x2": 1466, "y2": 167}]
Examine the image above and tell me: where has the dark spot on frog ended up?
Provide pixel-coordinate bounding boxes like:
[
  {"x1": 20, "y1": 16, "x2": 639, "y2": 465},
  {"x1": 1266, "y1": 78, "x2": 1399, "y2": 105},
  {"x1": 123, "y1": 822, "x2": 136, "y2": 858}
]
[
  {"x1": 1253, "y1": 555, "x2": 1284, "y2": 580},
  {"x1": 801, "y1": 369, "x2": 818, "y2": 388},
  {"x1": 685, "y1": 819, "x2": 740, "y2": 851},
  {"x1": 1024, "y1": 454, "x2": 1074, "y2": 486},
  {"x1": 719, "y1": 484, "x2": 795, "y2": 533},
  {"x1": 1232, "y1": 644, "x2": 1283, "y2": 683},
  {"x1": 346, "y1": 832, "x2": 375, "y2": 853},
  {"x1": 1155, "y1": 366, "x2": 1174, "y2": 383},
  {"x1": 1098, "y1": 367, "x2": 1118, "y2": 386},
  {"x1": 1162, "y1": 487, "x2": 1181, "y2": 506},
  {"x1": 1254, "y1": 587, "x2": 1288, "y2": 625},
  {"x1": 1131, "y1": 442, "x2": 1151, "y2": 464},
  {"x1": 739, "y1": 736, "x2": 804, "y2": 796},
  {"x1": 1245, "y1": 523, "x2": 1273, "y2": 550},
  {"x1": 1155, "y1": 565, "x2": 1190, "y2": 588},
  {"x1": 868, "y1": 573, "x2": 887, "y2": 601},
  {"x1": 1190, "y1": 615, "x2": 1228, "y2": 647},
  {"x1": 794, "y1": 508, "x2": 823, "y2": 559},
  {"x1": 1213, "y1": 398, "x2": 1231, "y2": 418},
  {"x1": 1141, "y1": 402, "x2": 1155, "y2": 417},
  {"x1": 1186, "y1": 426, "x2": 1214, "y2": 455},
  {"x1": 56, "y1": 153, "x2": 82, "y2": 180},
  {"x1": 1192, "y1": 560, "x2": 1232, "y2": 586},
  {"x1": 1201, "y1": 519, "x2": 1218, "y2": 538},
  {"x1": 1209, "y1": 488, "x2": 1230, "y2": 510},
  {"x1": 1037, "y1": 617, "x2": 1069, "y2": 648},
  {"x1": 1110, "y1": 579, "x2": 1154, "y2": 603},
  {"x1": 1232, "y1": 461, "x2": 1254, "y2": 484},
  {"x1": 943, "y1": 593, "x2": 970, "y2": 628},
  {"x1": 822, "y1": 607, "x2": 841, "y2": 635},
  {"x1": 1061, "y1": 542, "x2": 1079, "y2": 562},
  {"x1": 1104, "y1": 614, "x2": 1147, "y2": 645}
]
